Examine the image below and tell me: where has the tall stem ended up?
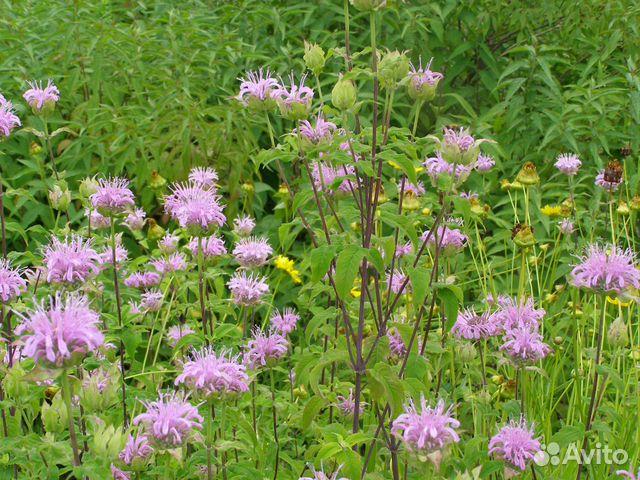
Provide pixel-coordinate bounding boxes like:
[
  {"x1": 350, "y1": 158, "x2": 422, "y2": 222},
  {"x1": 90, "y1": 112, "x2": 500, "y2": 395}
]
[
  {"x1": 206, "y1": 399, "x2": 214, "y2": 480},
  {"x1": 61, "y1": 371, "x2": 81, "y2": 468},
  {"x1": 269, "y1": 368, "x2": 280, "y2": 480},
  {"x1": 197, "y1": 236, "x2": 209, "y2": 341},
  {"x1": 110, "y1": 220, "x2": 128, "y2": 426}
]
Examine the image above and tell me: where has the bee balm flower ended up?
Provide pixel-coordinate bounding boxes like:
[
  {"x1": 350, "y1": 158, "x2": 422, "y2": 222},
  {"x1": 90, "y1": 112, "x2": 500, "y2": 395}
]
[
  {"x1": 244, "y1": 328, "x2": 288, "y2": 369},
  {"x1": 270, "y1": 308, "x2": 300, "y2": 336},
  {"x1": 0, "y1": 95, "x2": 21, "y2": 137},
  {"x1": 227, "y1": 271, "x2": 269, "y2": 306},
  {"x1": 236, "y1": 69, "x2": 280, "y2": 111},
  {"x1": 554, "y1": 153, "x2": 581, "y2": 176},
  {"x1": 43, "y1": 235, "x2": 101, "y2": 285},
  {"x1": 232, "y1": 236, "x2": 273, "y2": 268},
  {"x1": 23, "y1": 79, "x2": 59, "y2": 113},
  {"x1": 274, "y1": 73, "x2": 314, "y2": 120},
  {"x1": 0, "y1": 259, "x2": 27, "y2": 303},
  {"x1": 489, "y1": 417, "x2": 541, "y2": 471},
  {"x1": 90, "y1": 177, "x2": 136, "y2": 215},
  {"x1": 407, "y1": 58, "x2": 443, "y2": 101},
  {"x1": 164, "y1": 182, "x2": 226, "y2": 235},
  {"x1": 571, "y1": 244, "x2": 640, "y2": 295}
]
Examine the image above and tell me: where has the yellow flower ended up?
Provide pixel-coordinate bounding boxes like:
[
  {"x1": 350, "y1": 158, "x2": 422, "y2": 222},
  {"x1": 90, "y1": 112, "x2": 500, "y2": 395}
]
[
  {"x1": 540, "y1": 205, "x2": 562, "y2": 217},
  {"x1": 289, "y1": 269, "x2": 302, "y2": 284},
  {"x1": 350, "y1": 287, "x2": 361, "y2": 298},
  {"x1": 388, "y1": 161, "x2": 423, "y2": 174},
  {"x1": 274, "y1": 255, "x2": 302, "y2": 284},
  {"x1": 607, "y1": 296, "x2": 634, "y2": 307}
]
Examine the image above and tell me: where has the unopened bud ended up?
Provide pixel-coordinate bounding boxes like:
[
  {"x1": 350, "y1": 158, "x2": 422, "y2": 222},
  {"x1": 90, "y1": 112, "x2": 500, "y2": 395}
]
[
  {"x1": 331, "y1": 75, "x2": 357, "y2": 111},
  {"x1": 608, "y1": 317, "x2": 629, "y2": 348},
  {"x1": 516, "y1": 162, "x2": 540, "y2": 186},
  {"x1": 49, "y1": 182, "x2": 71, "y2": 211},
  {"x1": 378, "y1": 50, "x2": 410, "y2": 90},
  {"x1": 304, "y1": 42, "x2": 326, "y2": 75}
]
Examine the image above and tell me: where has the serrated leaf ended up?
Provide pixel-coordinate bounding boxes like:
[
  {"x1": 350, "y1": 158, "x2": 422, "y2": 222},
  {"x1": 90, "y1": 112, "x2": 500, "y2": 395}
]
[{"x1": 334, "y1": 245, "x2": 366, "y2": 299}]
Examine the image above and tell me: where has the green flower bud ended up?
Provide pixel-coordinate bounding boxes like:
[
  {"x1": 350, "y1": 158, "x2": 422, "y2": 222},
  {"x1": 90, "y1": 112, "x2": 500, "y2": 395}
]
[
  {"x1": 49, "y1": 182, "x2": 71, "y2": 211},
  {"x1": 150, "y1": 171, "x2": 167, "y2": 189},
  {"x1": 378, "y1": 50, "x2": 410, "y2": 90},
  {"x1": 80, "y1": 367, "x2": 119, "y2": 413},
  {"x1": 331, "y1": 75, "x2": 357, "y2": 111},
  {"x1": 608, "y1": 317, "x2": 629, "y2": 348},
  {"x1": 90, "y1": 422, "x2": 127, "y2": 461},
  {"x1": 512, "y1": 224, "x2": 536, "y2": 249},
  {"x1": 350, "y1": 0, "x2": 387, "y2": 11},
  {"x1": 304, "y1": 41, "x2": 326, "y2": 75},
  {"x1": 515, "y1": 162, "x2": 540, "y2": 186},
  {"x1": 79, "y1": 176, "x2": 99, "y2": 199},
  {"x1": 458, "y1": 342, "x2": 477, "y2": 363}
]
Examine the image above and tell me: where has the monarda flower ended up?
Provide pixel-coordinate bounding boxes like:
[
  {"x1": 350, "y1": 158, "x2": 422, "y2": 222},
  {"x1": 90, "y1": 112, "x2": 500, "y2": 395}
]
[
  {"x1": 452, "y1": 307, "x2": 499, "y2": 340},
  {"x1": 123, "y1": 208, "x2": 146, "y2": 231},
  {"x1": 111, "y1": 464, "x2": 130, "y2": 480},
  {"x1": 167, "y1": 325, "x2": 195, "y2": 348},
  {"x1": 491, "y1": 296, "x2": 545, "y2": 332},
  {"x1": 0, "y1": 95, "x2": 21, "y2": 137},
  {"x1": 270, "y1": 308, "x2": 299, "y2": 336},
  {"x1": 387, "y1": 327, "x2": 408, "y2": 358},
  {"x1": 440, "y1": 127, "x2": 480, "y2": 166},
  {"x1": 233, "y1": 215, "x2": 256, "y2": 237},
  {"x1": 188, "y1": 235, "x2": 227, "y2": 259},
  {"x1": 423, "y1": 151, "x2": 472, "y2": 186},
  {"x1": 236, "y1": 68, "x2": 280, "y2": 110},
  {"x1": 391, "y1": 397, "x2": 460, "y2": 452},
  {"x1": 175, "y1": 347, "x2": 250, "y2": 399},
  {"x1": 228, "y1": 271, "x2": 269, "y2": 306},
  {"x1": 395, "y1": 242, "x2": 413, "y2": 258},
  {"x1": 43, "y1": 235, "x2": 100, "y2": 285},
  {"x1": 300, "y1": 464, "x2": 349, "y2": 480},
  {"x1": 124, "y1": 271, "x2": 161, "y2": 289},
  {"x1": 90, "y1": 177, "x2": 136, "y2": 216},
  {"x1": 489, "y1": 417, "x2": 541, "y2": 471},
  {"x1": 140, "y1": 289, "x2": 163, "y2": 312},
  {"x1": 88, "y1": 209, "x2": 112, "y2": 229},
  {"x1": 554, "y1": 153, "x2": 581, "y2": 176},
  {"x1": 232, "y1": 236, "x2": 273, "y2": 268},
  {"x1": 398, "y1": 179, "x2": 425, "y2": 211},
  {"x1": 118, "y1": 434, "x2": 154, "y2": 469},
  {"x1": 188, "y1": 167, "x2": 218, "y2": 189},
  {"x1": 336, "y1": 389, "x2": 365, "y2": 417},
  {"x1": 559, "y1": 219, "x2": 575, "y2": 235},
  {"x1": 386, "y1": 269, "x2": 409, "y2": 295},
  {"x1": 298, "y1": 113, "x2": 336, "y2": 146},
  {"x1": 150, "y1": 252, "x2": 188, "y2": 274},
  {"x1": 0, "y1": 259, "x2": 27, "y2": 303},
  {"x1": 18, "y1": 294, "x2": 104, "y2": 368},
  {"x1": 311, "y1": 162, "x2": 356, "y2": 194},
  {"x1": 164, "y1": 182, "x2": 226, "y2": 235},
  {"x1": 158, "y1": 233, "x2": 180, "y2": 255},
  {"x1": 243, "y1": 328, "x2": 288, "y2": 369},
  {"x1": 475, "y1": 153, "x2": 495, "y2": 173},
  {"x1": 407, "y1": 58, "x2": 443, "y2": 101},
  {"x1": 98, "y1": 236, "x2": 128, "y2": 267},
  {"x1": 570, "y1": 244, "x2": 640, "y2": 295},
  {"x1": 274, "y1": 73, "x2": 314, "y2": 120},
  {"x1": 23, "y1": 79, "x2": 59, "y2": 113},
  {"x1": 132, "y1": 391, "x2": 203, "y2": 449},
  {"x1": 422, "y1": 225, "x2": 468, "y2": 256},
  {"x1": 500, "y1": 326, "x2": 551, "y2": 364},
  {"x1": 617, "y1": 467, "x2": 640, "y2": 479}
]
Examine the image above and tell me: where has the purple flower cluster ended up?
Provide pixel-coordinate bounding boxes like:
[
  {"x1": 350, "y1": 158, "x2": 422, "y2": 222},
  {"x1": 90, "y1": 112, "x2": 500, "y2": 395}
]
[
  {"x1": 133, "y1": 391, "x2": 203, "y2": 448},
  {"x1": 423, "y1": 152, "x2": 472, "y2": 185},
  {"x1": 422, "y1": 225, "x2": 468, "y2": 255},
  {"x1": 124, "y1": 271, "x2": 161, "y2": 289},
  {"x1": 0, "y1": 259, "x2": 27, "y2": 303},
  {"x1": 299, "y1": 113, "x2": 336, "y2": 145},
  {"x1": 270, "y1": 308, "x2": 299, "y2": 336},
  {"x1": 175, "y1": 347, "x2": 250, "y2": 399},
  {"x1": 164, "y1": 182, "x2": 225, "y2": 235},
  {"x1": 336, "y1": 389, "x2": 365, "y2": 417},
  {"x1": 167, "y1": 325, "x2": 195, "y2": 348},
  {"x1": 407, "y1": 58, "x2": 444, "y2": 101},
  {"x1": 188, "y1": 235, "x2": 227, "y2": 259},
  {"x1": 452, "y1": 307, "x2": 499, "y2": 340},
  {"x1": 236, "y1": 69, "x2": 280, "y2": 108},
  {"x1": 23, "y1": 79, "x2": 59, "y2": 111},
  {"x1": 0, "y1": 94, "x2": 21, "y2": 137},
  {"x1": 274, "y1": 74, "x2": 314, "y2": 120},
  {"x1": 391, "y1": 397, "x2": 460, "y2": 452},
  {"x1": 499, "y1": 325, "x2": 552, "y2": 364},
  {"x1": 43, "y1": 235, "x2": 100, "y2": 284},
  {"x1": 595, "y1": 171, "x2": 622, "y2": 191},
  {"x1": 18, "y1": 294, "x2": 104, "y2": 367},
  {"x1": 232, "y1": 236, "x2": 272, "y2": 268},
  {"x1": 244, "y1": 328, "x2": 288, "y2": 369},
  {"x1": 90, "y1": 177, "x2": 136, "y2": 215},
  {"x1": 489, "y1": 417, "x2": 541, "y2": 471},
  {"x1": 571, "y1": 244, "x2": 640, "y2": 295},
  {"x1": 188, "y1": 167, "x2": 218, "y2": 189},
  {"x1": 554, "y1": 153, "x2": 582, "y2": 176},
  {"x1": 233, "y1": 215, "x2": 256, "y2": 237},
  {"x1": 151, "y1": 252, "x2": 188, "y2": 274},
  {"x1": 300, "y1": 465, "x2": 348, "y2": 480},
  {"x1": 475, "y1": 153, "x2": 495, "y2": 173},
  {"x1": 227, "y1": 271, "x2": 269, "y2": 306},
  {"x1": 118, "y1": 434, "x2": 154, "y2": 467},
  {"x1": 386, "y1": 269, "x2": 409, "y2": 295}
]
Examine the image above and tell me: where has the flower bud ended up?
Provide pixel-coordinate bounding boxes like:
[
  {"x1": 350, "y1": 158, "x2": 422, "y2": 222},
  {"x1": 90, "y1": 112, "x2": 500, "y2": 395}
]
[
  {"x1": 378, "y1": 50, "x2": 410, "y2": 90},
  {"x1": 304, "y1": 42, "x2": 326, "y2": 75},
  {"x1": 608, "y1": 317, "x2": 629, "y2": 348},
  {"x1": 90, "y1": 422, "x2": 127, "y2": 461},
  {"x1": 553, "y1": 336, "x2": 564, "y2": 345},
  {"x1": 515, "y1": 162, "x2": 540, "y2": 186},
  {"x1": 331, "y1": 75, "x2": 357, "y2": 111},
  {"x1": 146, "y1": 218, "x2": 165, "y2": 241},
  {"x1": 80, "y1": 367, "x2": 119, "y2": 413},
  {"x1": 617, "y1": 202, "x2": 630, "y2": 216},
  {"x1": 79, "y1": 176, "x2": 99, "y2": 198},
  {"x1": 512, "y1": 224, "x2": 536, "y2": 248},
  {"x1": 458, "y1": 342, "x2": 477, "y2": 362},
  {"x1": 30, "y1": 142, "x2": 42, "y2": 156},
  {"x1": 150, "y1": 171, "x2": 166, "y2": 189},
  {"x1": 350, "y1": 0, "x2": 387, "y2": 11},
  {"x1": 629, "y1": 195, "x2": 640, "y2": 211},
  {"x1": 49, "y1": 182, "x2": 71, "y2": 211},
  {"x1": 293, "y1": 384, "x2": 308, "y2": 400}
]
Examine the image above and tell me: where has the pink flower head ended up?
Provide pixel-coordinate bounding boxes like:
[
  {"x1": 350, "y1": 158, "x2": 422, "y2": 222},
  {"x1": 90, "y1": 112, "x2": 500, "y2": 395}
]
[
  {"x1": 424, "y1": 151, "x2": 472, "y2": 185},
  {"x1": 274, "y1": 73, "x2": 314, "y2": 120},
  {"x1": 123, "y1": 208, "x2": 146, "y2": 231},
  {"x1": 489, "y1": 417, "x2": 541, "y2": 471},
  {"x1": 336, "y1": 389, "x2": 365, "y2": 417},
  {"x1": 232, "y1": 236, "x2": 272, "y2": 268},
  {"x1": 43, "y1": 235, "x2": 100, "y2": 284},
  {"x1": 0, "y1": 96, "x2": 21, "y2": 137},
  {"x1": 23, "y1": 79, "x2": 59, "y2": 112},
  {"x1": 492, "y1": 296, "x2": 545, "y2": 332},
  {"x1": 151, "y1": 252, "x2": 188, "y2": 274},
  {"x1": 387, "y1": 327, "x2": 407, "y2": 358},
  {"x1": 227, "y1": 271, "x2": 269, "y2": 306},
  {"x1": 399, "y1": 179, "x2": 425, "y2": 197},
  {"x1": 617, "y1": 467, "x2": 640, "y2": 479},
  {"x1": 270, "y1": 308, "x2": 299, "y2": 336},
  {"x1": 90, "y1": 177, "x2": 136, "y2": 215},
  {"x1": 311, "y1": 162, "x2": 356, "y2": 193},
  {"x1": 124, "y1": 271, "x2": 161, "y2": 289},
  {"x1": 554, "y1": 153, "x2": 581, "y2": 176},
  {"x1": 452, "y1": 307, "x2": 499, "y2": 340},
  {"x1": 233, "y1": 215, "x2": 256, "y2": 237},
  {"x1": 188, "y1": 235, "x2": 227, "y2": 259},
  {"x1": 236, "y1": 68, "x2": 280, "y2": 108},
  {"x1": 164, "y1": 182, "x2": 226, "y2": 235},
  {"x1": 571, "y1": 244, "x2": 640, "y2": 295},
  {"x1": 111, "y1": 464, "x2": 130, "y2": 480},
  {"x1": 18, "y1": 294, "x2": 104, "y2": 367},
  {"x1": 0, "y1": 259, "x2": 27, "y2": 303},
  {"x1": 386, "y1": 269, "x2": 409, "y2": 295},
  {"x1": 88, "y1": 208, "x2": 112, "y2": 229},
  {"x1": 98, "y1": 235, "x2": 128, "y2": 267},
  {"x1": 299, "y1": 113, "x2": 337, "y2": 145},
  {"x1": 595, "y1": 171, "x2": 622, "y2": 191},
  {"x1": 391, "y1": 397, "x2": 460, "y2": 452},
  {"x1": 119, "y1": 434, "x2": 154, "y2": 466},
  {"x1": 82, "y1": 367, "x2": 112, "y2": 394},
  {"x1": 167, "y1": 325, "x2": 195, "y2": 348},
  {"x1": 141, "y1": 289, "x2": 163, "y2": 312},
  {"x1": 475, "y1": 153, "x2": 495, "y2": 173},
  {"x1": 422, "y1": 225, "x2": 468, "y2": 255},
  {"x1": 243, "y1": 328, "x2": 288, "y2": 369},
  {"x1": 132, "y1": 391, "x2": 203, "y2": 448},
  {"x1": 158, "y1": 233, "x2": 180, "y2": 255},
  {"x1": 188, "y1": 167, "x2": 218, "y2": 189},
  {"x1": 500, "y1": 326, "x2": 551, "y2": 364},
  {"x1": 175, "y1": 347, "x2": 250, "y2": 399},
  {"x1": 408, "y1": 57, "x2": 444, "y2": 101},
  {"x1": 395, "y1": 241, "x2": 413, "y2": 258},
  {"x1": 559, "y1": 219, "x2": 575, "y2": 235},
  {"x1": 443, "y1": 127, "x2": 476, "y2": 152},
  {"x1": 300, "y1": 464, "x2": 349, "y2": 480}
]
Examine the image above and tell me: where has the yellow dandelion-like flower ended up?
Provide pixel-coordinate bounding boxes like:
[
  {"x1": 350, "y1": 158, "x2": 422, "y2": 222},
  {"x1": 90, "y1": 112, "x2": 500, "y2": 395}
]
[
  {"x1": 540, "y1": 205, "x2": 562, "y2": 217},
  {"x1": 350, "y1": 287, "x2": 361, "y2": 298},
  {"x1": 274, "y1": 255, "x2": 302, "y2": 284},
  {"x1": 607, "y1": 295, "x2": 634, "y2": 308}
]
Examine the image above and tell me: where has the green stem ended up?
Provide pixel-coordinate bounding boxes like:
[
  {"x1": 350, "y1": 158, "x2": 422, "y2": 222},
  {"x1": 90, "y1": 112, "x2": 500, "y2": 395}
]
[
  {"x1": 60, "y1": 371, "x2": 81, "y2": 468},
  {"x1": 270, "y1": 368, "x2": 280, "y2": 480}
]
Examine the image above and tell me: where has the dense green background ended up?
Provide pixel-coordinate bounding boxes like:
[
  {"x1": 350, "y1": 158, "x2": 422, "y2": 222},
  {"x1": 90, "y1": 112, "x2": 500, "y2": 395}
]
[{"x1": 1, "y1": 0, "x2": 639, "y2": 246}]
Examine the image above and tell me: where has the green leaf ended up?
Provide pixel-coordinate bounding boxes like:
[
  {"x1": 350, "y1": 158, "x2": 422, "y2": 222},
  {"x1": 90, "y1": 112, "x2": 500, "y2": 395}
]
[
  {"x1": 438, "y1": 286, "x2": 461, "y2": 332},
  {"x1": 310, "y1": 244, "x2": 338, "y2": 282},
  {"x1": 334, "y1": 245, "x2": 366, "y2": 299},
  {"x1": 302, "y1": 396, "x2": 325, "y2": 429},
  {"x1": 407, "y1": 266, "x2": 429, "y2": 310}
]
